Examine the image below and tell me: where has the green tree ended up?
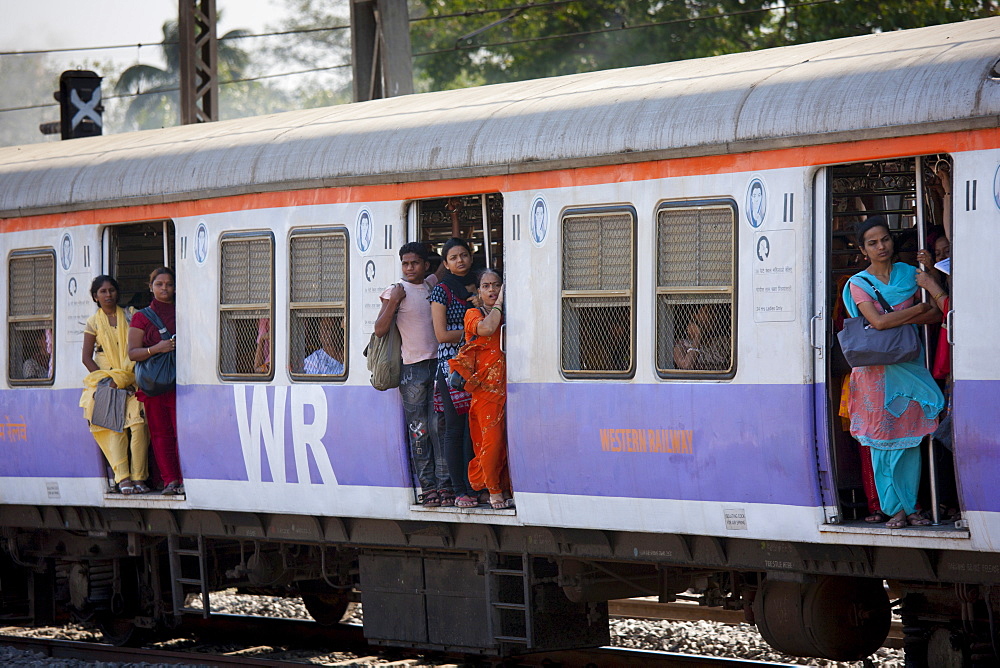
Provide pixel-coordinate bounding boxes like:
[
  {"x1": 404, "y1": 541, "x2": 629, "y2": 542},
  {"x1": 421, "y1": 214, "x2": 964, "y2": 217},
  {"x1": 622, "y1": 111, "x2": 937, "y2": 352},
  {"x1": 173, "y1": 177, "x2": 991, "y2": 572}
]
[
  {"x1": 114, "y1": 20, "x2": 252, "y2": 130},
  {"x1": 409, "y1": 0, "x2": 999, "y2": 91},
  {"x1": 773, "y1": 0, "x2": 997, "y2": 45}
]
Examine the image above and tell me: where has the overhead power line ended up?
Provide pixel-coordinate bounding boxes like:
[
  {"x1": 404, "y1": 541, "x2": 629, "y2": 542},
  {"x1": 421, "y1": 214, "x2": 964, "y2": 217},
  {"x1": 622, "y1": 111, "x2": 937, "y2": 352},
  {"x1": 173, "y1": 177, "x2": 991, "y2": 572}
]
[
  {"x1": 0, "y1": 63, "x2": 352, "y2": 115},
  {"x1": 415, "y1": 0, "x2": 846, "y2": 56},
  {"x1": 0, "y1": 24, "x2": 350, "y2": 58},
  {"x1": 411, "y1": 1, "x2": 576, "y2": 22}
]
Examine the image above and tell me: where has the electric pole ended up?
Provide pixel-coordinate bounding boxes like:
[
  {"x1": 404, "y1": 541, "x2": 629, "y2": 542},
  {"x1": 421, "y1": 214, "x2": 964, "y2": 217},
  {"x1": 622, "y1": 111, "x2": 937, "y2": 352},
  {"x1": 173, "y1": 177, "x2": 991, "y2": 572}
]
[
  {"x1": 351, "y1": 0, "x2": 413, "y2": 102},
  {"x1": 179, "y1": 0, "x2": 219, "y2": 124}
]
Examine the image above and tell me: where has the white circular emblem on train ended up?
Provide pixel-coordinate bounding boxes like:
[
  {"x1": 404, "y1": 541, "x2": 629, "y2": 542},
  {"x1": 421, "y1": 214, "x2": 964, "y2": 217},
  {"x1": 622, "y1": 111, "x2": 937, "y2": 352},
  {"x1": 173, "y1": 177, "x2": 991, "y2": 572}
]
[
  {"x1": 356, "y1": 208, "x2": 374, "y2": 253},
  {"x1": 60, "y1": 233, "x2": 73, "y2": 270},
  {"x1": 745, "y1": 177, "x2": 767, "y2": 228},
  {"x1": 993, "y1": 164, "x2": 1000, "y2": 211},
  {"x1": 530, "y1": 195, "x2": 548, "y2": 246},
  {"x1": 194, "y1": 222, "x2": 209, "y2": 264}
]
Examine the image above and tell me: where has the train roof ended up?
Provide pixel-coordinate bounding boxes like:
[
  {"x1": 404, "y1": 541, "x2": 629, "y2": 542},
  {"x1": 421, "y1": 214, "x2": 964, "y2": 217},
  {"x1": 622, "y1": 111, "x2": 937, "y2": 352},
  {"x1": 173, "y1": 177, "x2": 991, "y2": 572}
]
[{"x1": 1, "y1": 17, "x2": 999, "y2": 218}]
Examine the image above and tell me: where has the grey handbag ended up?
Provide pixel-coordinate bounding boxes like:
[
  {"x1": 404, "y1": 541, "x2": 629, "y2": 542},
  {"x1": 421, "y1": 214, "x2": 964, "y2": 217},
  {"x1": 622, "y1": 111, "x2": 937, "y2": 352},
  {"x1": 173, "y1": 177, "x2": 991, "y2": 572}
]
[
  {"x1": 364, "y1": 323, "x2": 403, "y2": 391},
  {"x1": 837, "y1": 276, "x2": 921, "y2": 367},
  {"x1": 91, "y1": 377, "x2": 128, "y2": 433}
]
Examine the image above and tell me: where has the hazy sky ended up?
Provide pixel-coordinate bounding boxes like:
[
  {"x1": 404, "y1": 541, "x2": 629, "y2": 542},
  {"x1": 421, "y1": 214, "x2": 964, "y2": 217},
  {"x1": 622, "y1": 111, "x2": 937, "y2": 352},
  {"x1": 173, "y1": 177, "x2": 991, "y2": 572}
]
[{"x1": 1, "y1": 0, "x2": 293, "y2": 71}]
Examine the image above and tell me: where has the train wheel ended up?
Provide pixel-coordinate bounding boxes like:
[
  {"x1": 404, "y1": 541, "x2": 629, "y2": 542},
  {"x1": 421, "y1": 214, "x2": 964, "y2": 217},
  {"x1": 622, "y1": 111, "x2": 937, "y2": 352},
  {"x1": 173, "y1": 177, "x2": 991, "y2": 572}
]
[
  {"x1": 96, "y1": 614, "x2": 149, "y2": 647},
  {"x1": 753, "y1": 575, "x2": 890, "y2": 661},
  {"x1": 301, "y1": 593, "x2": 351, "y2": 626}
]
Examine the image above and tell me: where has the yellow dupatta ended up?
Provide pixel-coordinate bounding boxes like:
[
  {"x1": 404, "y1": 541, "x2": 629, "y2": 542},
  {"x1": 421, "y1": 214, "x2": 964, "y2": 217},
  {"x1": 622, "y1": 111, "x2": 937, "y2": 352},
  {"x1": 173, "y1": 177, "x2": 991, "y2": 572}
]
[{"x1": 80, "y1": 307, "x2": 144, "y2": 429}]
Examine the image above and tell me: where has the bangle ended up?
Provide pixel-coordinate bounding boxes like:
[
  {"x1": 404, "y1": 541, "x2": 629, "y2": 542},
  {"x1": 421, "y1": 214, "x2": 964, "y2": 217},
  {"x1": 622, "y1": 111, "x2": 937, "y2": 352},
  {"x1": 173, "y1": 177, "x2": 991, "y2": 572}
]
[
  {"x1": 147, "y1": 347, "x2": 152, "y2": 357},
  {"x1": 687, "y1": 347, "x2": 700, "y2": 353},
  {"x1": 934, "y1": 292, "x2": 945, "y2": 301},
  {"x1": 492, "y1": 305, "x2": 503, "y2": 312}
]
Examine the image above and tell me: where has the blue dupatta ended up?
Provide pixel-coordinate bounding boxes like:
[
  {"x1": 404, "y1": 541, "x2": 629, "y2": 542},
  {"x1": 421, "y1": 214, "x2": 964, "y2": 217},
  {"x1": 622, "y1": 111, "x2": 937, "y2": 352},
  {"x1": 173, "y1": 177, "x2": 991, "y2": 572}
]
[{"x1": 841, "y1": 263, "x2": 944, "y2": 420}]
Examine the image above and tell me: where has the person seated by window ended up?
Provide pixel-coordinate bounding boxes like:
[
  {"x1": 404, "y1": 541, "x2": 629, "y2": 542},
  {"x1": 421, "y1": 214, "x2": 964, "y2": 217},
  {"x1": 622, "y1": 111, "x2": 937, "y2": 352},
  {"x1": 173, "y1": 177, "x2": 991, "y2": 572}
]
[
  {"x1": 253, "y1": 317, "x2": 271, "y2": 373},
  {"x1": 303, "y1": 317, "x2": 344, "y2": 375},
  {"x1": 21, "y1": 328, "x2": 52, "y2": 379},
  {"x1": 672, "y1": 304, "x2": 731, "y2": 370}
]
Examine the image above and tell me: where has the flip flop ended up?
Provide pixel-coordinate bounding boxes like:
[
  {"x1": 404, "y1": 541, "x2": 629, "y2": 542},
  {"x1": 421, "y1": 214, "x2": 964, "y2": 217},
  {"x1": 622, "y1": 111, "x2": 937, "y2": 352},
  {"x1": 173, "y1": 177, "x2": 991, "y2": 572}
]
[
  {"x1": 132, "y1": 482, "x2": 151, "y2": 494},
  {"x1": 907, "y1": 513, "x2": 932, "y2": 526},
  {"x1": 162, "y1": 481, "x2": 184, "y2": 496},
  {"x1": 455, "y1": 494, "x2": 478, "y2": 508},
  {"x1": 885, "y1": 516, "x2": 907, "y2": 529}
]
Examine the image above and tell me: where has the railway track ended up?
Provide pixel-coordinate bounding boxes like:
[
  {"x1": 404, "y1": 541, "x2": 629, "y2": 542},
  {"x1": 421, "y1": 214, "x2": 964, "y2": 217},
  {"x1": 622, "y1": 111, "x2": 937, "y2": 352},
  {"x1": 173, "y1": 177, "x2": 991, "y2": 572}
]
[
  {"x1": 0, "y1": 632, "x2": 799, "y2": 667},
  {"x1": 0, "y1": 598, "x2": 900, "y2": 666}
]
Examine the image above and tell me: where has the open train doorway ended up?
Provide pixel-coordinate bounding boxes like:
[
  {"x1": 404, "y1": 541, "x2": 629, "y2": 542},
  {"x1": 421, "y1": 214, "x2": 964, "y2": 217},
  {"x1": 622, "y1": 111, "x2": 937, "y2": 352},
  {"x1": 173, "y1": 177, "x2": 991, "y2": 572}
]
[
  {"x1": 403, "y1": 193, "x2": 505, "y2": 506},
  {"x1": 104, "y1": 221, "x2": 175, "y2": 309},
  {"x1": 816, "y1": 155, "x2": 959, "y2": 530},
  {"x1": 411, "y1": 194, "x2": 504, "y2": 275}
]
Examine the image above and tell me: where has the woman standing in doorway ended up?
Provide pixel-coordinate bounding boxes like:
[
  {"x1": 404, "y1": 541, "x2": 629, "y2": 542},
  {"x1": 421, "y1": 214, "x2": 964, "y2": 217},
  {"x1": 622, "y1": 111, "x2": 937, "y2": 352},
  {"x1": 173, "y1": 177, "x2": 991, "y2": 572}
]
[
  {"x1": 430, "y1": 238, "x2": 477, "y2": 508},
  {"x1": 128, "y1": 267, "x2": 183, "y2": 495},
  {"x1": 842, "y1": 217, "x2": 944, "y2": 529},
  {"x1": 451, "y1": 270, "x2": 513, "y2": 509},
  {"x1": 81, "y1": 275, "x2": 150, "y2": 494}
]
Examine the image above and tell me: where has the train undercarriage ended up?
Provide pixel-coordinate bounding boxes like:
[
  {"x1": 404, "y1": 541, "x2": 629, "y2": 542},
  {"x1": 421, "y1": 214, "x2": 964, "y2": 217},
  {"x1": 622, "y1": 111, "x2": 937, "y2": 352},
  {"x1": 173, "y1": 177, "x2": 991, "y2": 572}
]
[{"x1": 1, "y1": 505, "x2": 998, "y2": 666}]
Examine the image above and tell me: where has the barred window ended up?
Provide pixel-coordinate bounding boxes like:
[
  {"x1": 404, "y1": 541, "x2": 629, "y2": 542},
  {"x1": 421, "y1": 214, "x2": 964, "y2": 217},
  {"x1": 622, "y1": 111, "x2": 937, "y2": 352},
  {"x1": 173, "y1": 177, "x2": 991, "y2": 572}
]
[
  {"x1": 561, "y1": 208, "x2": 635, "y2": 377},
  {"x1": 289, "y1": 230, "x2": 347, "y2": 380},
  {"x1": 219, "y1": 233, "x2": 274, "y2": 380},
  {"x1": 7, "y1": 251, "x2": 55, "y2": 385},
  {"x1": 656, "y1": 203, "x2": 736, "y2": 377}
]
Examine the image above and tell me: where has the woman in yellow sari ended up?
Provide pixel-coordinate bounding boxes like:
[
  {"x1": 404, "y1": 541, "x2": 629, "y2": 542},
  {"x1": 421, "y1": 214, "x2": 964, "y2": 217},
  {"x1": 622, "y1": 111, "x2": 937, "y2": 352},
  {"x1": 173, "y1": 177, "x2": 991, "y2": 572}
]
[
  {"x1": 80, "y1": 276, "x2": 150, "y2": 494},
  {"x1": 450, "y1": 270, "x2": 513, "y2": 509}
]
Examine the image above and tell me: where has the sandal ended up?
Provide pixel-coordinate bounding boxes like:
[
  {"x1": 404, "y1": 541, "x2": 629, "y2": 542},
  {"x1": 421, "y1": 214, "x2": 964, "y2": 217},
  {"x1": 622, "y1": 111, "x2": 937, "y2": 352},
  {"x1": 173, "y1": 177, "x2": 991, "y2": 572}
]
[
  {"x1": 421, "y1": 491, "x2": 441, "y2": 507},
  {"x1": 885, "y1": 515, "x2": 907, "y2": 529},
  {"x1": 455, "y1": 494, "x2": 478, "y2": 508},
  {"x1": 162, "y1": 481, "x2": 184, "y2": 496},
  {"x1": 489, "y1": 494, "x2": 515, "y2": 510},
  {"x1": 438, "y1": 490, "x2": 455, "y2": 507},
  {"x1": 907, "y1": 513, "x2": 932, "y2": 527},
  {"x1": 118, "y1": 480, "x2": 136, "y2": 495},
  {"x1": 864, "y1": 512, "x2": 888, "y2": 523},
  {"x1": 132, "y1": 482, "x2": 151, "y2": 494}
]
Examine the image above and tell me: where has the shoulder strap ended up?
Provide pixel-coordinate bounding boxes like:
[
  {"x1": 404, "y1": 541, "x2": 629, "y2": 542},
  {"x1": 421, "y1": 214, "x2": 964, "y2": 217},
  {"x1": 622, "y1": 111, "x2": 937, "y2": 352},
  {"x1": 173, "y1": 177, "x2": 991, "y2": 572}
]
[
  {"x1": 141, "y1": 307, "x2": 173, "y2": 340},
  {"x1": 854, "y1": 276, "x2": 895, "y2": 313},
  {"x1": 440, "y1": 282, "x2": 453, "y2": 304}
]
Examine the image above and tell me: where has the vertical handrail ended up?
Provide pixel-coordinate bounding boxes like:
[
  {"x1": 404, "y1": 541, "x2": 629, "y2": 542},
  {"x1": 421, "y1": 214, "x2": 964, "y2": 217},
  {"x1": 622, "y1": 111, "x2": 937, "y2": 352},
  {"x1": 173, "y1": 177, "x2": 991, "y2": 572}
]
[
  {"x1": 914, "y1": 156, "x2": 941, "y2": 526},
  {"x1": 481, "y1": 195, "x2": 491, "y2": 269},
  {"x1": 162, "y1": 220, "x2": 170, "y2": 267}
]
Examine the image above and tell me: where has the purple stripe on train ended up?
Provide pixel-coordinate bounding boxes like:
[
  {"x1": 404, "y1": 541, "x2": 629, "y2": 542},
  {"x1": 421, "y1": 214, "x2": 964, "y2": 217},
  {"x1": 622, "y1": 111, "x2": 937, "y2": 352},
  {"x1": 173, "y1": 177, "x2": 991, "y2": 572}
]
[
  {"x1": 1, "y1": 380, "x2": 996, "y2": 512},
  {"x1": 506, "y1": 381, "x2": 821, "y2": 507},
  {"x1": 0, "y1": 388, "x2": 107, "y2": 478}
]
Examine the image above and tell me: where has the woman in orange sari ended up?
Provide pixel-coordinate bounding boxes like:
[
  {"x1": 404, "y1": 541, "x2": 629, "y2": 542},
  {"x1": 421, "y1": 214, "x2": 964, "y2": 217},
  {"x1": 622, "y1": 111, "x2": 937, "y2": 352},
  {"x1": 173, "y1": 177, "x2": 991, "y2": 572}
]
[{"x1": 450, "y1": 270, "x2": 513, "y2": 509}]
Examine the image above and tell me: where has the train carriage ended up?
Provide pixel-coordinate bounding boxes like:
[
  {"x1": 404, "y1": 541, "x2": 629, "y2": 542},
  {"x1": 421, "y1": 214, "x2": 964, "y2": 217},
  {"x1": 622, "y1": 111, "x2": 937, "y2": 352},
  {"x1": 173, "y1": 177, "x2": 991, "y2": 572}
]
[{"x1": 1, "y1": 16, "x2": 999, "y2": 663}]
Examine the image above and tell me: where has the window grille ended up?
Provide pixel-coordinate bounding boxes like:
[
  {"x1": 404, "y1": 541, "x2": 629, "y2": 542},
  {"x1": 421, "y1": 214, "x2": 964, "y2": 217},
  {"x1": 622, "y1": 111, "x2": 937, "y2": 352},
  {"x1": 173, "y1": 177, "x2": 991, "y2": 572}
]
[
  {"x1": 560, "y1": 209, "x2": 635, "y2": 376},
  {"x1": 219, "y1": 233, "x2": 274, "y2": 379},
  {"x1": 7, "y1": 251, "x2": 55, "y2": 384},
  {"x1": 289, "y1": 231, "x2": 348, "y2": 380},
  {"x1": 656, "y1": 203, "x2": 735, "y2": 377}
]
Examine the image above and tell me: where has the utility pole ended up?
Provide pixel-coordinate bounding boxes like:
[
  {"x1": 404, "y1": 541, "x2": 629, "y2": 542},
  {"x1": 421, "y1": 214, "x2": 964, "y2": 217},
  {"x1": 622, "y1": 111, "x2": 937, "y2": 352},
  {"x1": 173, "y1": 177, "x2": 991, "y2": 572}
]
[
  {"x1": 179, "y1": 0, "x2": 219, "y2": 124},
  {"x1": 350, "y1": 0, "x2": 413, "y2": 102}
]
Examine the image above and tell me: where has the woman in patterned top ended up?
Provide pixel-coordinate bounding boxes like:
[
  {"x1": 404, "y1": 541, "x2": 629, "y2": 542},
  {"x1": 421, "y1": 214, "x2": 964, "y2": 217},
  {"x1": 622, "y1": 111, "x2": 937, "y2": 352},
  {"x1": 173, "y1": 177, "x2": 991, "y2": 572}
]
[{"x1": 430, "y1": 238, "x2": 479, "y2": 507}]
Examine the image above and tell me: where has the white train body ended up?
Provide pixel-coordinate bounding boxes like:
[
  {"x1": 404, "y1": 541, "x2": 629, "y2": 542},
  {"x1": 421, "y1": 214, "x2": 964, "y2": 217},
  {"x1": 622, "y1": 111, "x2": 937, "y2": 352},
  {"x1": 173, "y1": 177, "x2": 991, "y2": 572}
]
[{"x1": 1, "y1": 17, "x2": 999, "y2": 660}]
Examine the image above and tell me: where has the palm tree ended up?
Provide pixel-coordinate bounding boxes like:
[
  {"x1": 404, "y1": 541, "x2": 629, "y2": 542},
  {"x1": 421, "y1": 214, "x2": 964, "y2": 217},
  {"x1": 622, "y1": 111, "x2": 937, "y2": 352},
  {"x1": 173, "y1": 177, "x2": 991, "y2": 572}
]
[{"x1": 115, "y1": 20, "x2": 250, "y2": 130}]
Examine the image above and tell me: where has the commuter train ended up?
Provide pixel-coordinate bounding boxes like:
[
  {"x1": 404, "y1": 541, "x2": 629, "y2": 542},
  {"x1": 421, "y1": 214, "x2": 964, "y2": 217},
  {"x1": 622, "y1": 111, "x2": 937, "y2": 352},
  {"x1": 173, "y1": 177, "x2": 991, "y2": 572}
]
[{"x1": 1, "y1": 17, "x2": 999, "y2": 664}]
